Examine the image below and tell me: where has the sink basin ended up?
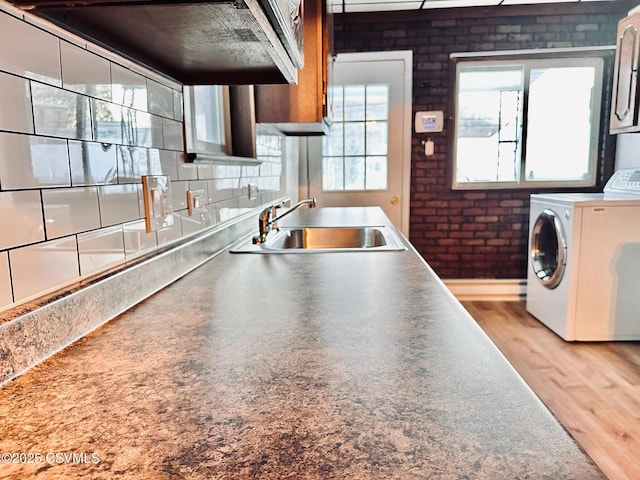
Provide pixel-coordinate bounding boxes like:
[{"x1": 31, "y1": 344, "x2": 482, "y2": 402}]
[{"x1": 231, "y1": 226, "x2": 406, "y2": 253}]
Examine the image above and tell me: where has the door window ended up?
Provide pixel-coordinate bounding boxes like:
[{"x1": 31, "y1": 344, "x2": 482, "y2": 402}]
[{"x1": 322, "y1": 84, "x2": 389, "y2": 191}]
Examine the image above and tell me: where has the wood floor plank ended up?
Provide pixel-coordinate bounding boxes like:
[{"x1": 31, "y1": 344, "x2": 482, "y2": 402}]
[{"x1": 463, "y1": 300, "x2": 640, "y2": 480}]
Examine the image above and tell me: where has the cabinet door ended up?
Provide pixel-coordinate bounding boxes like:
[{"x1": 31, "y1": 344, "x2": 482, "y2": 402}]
[
  {"x1": 611, "y1": 14, "x2": 640, "y2": 133},
  {"x1": 254, "y1": 0, "x2": 332, "y2": 135}
]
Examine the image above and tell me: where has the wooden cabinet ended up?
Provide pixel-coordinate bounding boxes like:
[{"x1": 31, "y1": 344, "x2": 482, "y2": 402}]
[
  {"x1": 254, "y1": 0, "x2": 333, "y2": 135},
  {"x1": 611, "y1": 10, "x2": 640, "y2": 133},
  {"x1": 7, "y1": 0, "x2": 300, "y2": 85}
]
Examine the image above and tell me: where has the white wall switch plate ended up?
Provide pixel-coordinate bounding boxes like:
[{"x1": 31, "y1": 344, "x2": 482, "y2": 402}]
[
  {"x1": 142, "y1": 175, "x2": 174, "y2": 233},
  {"x1": 186, "y1": 189, "x2": 206, "y2": 216},
  {"x1": 247, "y1": 183, "x2": 258, "y2": 200}
]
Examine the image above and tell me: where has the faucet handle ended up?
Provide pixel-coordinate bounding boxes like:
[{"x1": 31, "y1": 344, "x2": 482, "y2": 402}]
[{"x1": 270, "y1": 205, "x2": 280, "y2": 231}]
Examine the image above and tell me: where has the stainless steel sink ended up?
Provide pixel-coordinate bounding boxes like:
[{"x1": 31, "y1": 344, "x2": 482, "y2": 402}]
[{"x1": 231, "y1": 226, "x2": 406, "y2": 253}]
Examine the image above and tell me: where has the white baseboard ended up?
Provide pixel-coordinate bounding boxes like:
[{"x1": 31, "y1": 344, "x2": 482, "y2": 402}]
[{"x1": 443, "y1": 279, "x2": 526, "y2": 302}]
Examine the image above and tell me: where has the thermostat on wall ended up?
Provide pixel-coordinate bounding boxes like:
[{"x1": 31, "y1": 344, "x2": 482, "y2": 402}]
[{"x1": 415, "y1": 111, "x2": 444, "y2": 133}]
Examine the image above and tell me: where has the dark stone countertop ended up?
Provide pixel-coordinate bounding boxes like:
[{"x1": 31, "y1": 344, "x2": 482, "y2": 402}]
[{"x1": 0, "y1": 207, "x2": 603, "y2": 479}]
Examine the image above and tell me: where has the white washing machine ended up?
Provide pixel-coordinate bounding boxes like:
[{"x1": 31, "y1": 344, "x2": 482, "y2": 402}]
[{"x1": 526, "y1": 169, "x2": 640, "y2": 341}]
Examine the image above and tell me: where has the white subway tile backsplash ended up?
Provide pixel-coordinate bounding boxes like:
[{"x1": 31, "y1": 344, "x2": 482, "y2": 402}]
[
  {"x1": 93, "y1": 99, "x2": 159, "y2": 148},
  {"x1": 0, "y1": 133, "x2": 70, "y2": 189},
  {"x1": 196, "y1": 164, "x2": 214, "y2": 180},
  {"x1": 159, "y1": 150, "x2": 180, "y2": 179},
  {"x1": 133, "y1": 110, "x2": 153, "y2": 147},
  {"x1": 0, "y1": 11, "x2": 62, "y2": 86},
  {"x1": 42, "y1": 187, "x2": 101, "y2": 239},
  {"x1": 218, "y1": 198, "x2": 242, "y2": 222},
  {"x1": 10, "y1": 236, "x2": 79, "y2": 302},
  {"x1": 156, "y1": 217, "x2": 183, "y2": 246},
  {"x1": 0, "y1": 72, "x2": 34, "y2": 134},
  {"x1": 258, "y1": 176, "x2": 280, "y2": 192},
  {"x1": 123, "y1": 219, "x2": 157, "y2": 258},
  {"x1": 116, "y1": 146, "x2": 162, "y2": 183},
  {"x1": 170, "y1": 181, "x2": 188, "y2": 211},
  {"x1": 111, "y1": 63, "x2": 147, "y2": 110},
  {"x1": 78, "y1": 226, "x2": 125, "y2": 276},
  {"x1": 177, "y1": 161, "x2": 198, "y2": 181},
  {"x1": 0, "y1": 252, "x2": 12, "y2": 308},
  {"x1": 162, "y1": 118, "x2": 183, "y2": 151},
  {"x1": 208, "y1": 178, "x2": 240, "y2": 202},
  {"x1": 215, "y1": 165, "x2": 242, "y2": 178},
  {"x1": 98, "y1": 184, "x2": 140, "y2": 226},
  {"x1": 0, "y1": 190, "x2": 45, "y2": 249},
  {"x1": 149, "y1": 114, "x2": 164, "y2": 149},
  {"x1": 0, "y1": 10, "x2": 290, "y2": 312},
  {"x1": 180, "y1": 210, "x2": 214, "y2": 236},
  {"x1": 173, "y1": 90, "x2": 183, "y2": 121},
  {"x1": 32, "y1": 83, "x2": 92, "y2": 140},
  {"x1": 243, "y1": 164, "x2": 260, "y2": 177},
  {"x1": 92, "y1": 98, "x2": 127, "y2": 145},
  {"x1": 69, "y1": 140, "x2": 118, "y2": 186},
  {"x1": 147, "y1": 79, "x2": 174, "y2": 118},
  {"x1": 60, "y1": 41, "x2": 111, "y2": 100},
  {"x1": 205, "y1": 204, "x2": 219, "y2": 225}
]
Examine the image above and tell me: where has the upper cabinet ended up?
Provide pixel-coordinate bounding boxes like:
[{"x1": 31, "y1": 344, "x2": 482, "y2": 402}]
[
  {"x1": 8, "y1": 0, "x2": 303, "y2": 85},
  {"x1": 611, "y1": 10, "x2": 640, "y2": 133},
  {"x1": 254, "y1": 0, "x2": 333, "y2": 135}
]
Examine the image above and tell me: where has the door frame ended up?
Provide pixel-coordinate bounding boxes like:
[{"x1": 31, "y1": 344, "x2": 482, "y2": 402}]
[{"x1": 298, "y1": 50, "x2": 413, "y2": 237}]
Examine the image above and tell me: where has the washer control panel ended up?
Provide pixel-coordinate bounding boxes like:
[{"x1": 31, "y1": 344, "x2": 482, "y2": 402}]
[{"x1": 604, "y1": 169, "x2": 640, "y2": 197}]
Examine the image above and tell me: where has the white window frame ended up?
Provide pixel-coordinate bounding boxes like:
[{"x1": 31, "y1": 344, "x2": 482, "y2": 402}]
[
  {"x1": 450, "y1": 47, "x2": 614, "y2": 190},
  {"x1": 184, "y1": 85, "x2": 231, "y2": 157}
]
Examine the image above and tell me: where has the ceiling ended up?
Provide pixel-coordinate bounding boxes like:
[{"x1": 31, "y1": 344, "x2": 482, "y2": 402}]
[{"x1": 329, "y1": 0, "x2": 617, "y2": 14}]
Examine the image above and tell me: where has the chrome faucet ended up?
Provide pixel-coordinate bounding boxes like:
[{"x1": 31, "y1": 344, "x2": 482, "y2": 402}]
[{"x1": 252, "y1": 197, "x2": 317, "y2": 244}]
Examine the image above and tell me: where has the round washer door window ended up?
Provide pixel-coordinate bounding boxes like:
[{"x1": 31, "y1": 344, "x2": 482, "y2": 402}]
[{"x1": 530, "y1": 208, "x2": 567, "y2": 289}]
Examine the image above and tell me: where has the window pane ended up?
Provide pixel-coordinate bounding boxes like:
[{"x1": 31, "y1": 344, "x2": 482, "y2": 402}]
[
  {"x1": 345, "y1": 122, "x2": 365, "y2": 155},
  {"x1": 525, "y1": 66, "x2": 595, "y2": 181},
  {"x1": 457, "y1": 135, "x2": 497, "y2": 182},
  {"x1": 455, "y1": 85, "x2": 522, "y2": 183},
  {"x1": 331, "y1": 85, "x2": 344, "y2": 122},
  {"x1": 345, "y1": 157, "x2": 365, "y2": 190},
  {"x1": 459, "y1": 68, "x2": 523, "y2": 91},
  {"x1": 344, "y1": 86, "x2": 365, "y2": 121},
  {"x1": 192, "y1": 85, "x2": 224, "y2": 145},
  {"x1": 366, "y1": 121, "x2": 388, "y2": 155},
  {"x1": 366, "y1": 84, "x2": 389, "y2": 120},
  {"x1": 322, "y1": 156, "x2": 343, "y2": 190},
  {"x1": 498, "y1": 141, "x2": 518, "y2": 181},
  {"x1": 366, "y1": 156, "x2": 388, "y2": 189},
  {"x1": 499, "y1": 91, "x2": 520, "y2": 142},
  {"x1": 323, "y1": 122, "x2": 344, "y2": 156}
]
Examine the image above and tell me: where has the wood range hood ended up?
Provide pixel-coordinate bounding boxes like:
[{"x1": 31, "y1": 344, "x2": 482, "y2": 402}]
[{"x1": 8, "y1": 0, "x2": 299, "y2": 85}]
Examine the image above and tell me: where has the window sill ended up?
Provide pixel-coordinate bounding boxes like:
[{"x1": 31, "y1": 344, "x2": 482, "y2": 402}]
[{"x1": 186, "y1": 153, "x2": 263, "y2": 166}]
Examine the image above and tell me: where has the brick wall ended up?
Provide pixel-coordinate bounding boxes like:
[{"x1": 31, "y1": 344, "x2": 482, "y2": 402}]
[{"x1": 334, "y1": 2, "x2": 628, "y2": 279}]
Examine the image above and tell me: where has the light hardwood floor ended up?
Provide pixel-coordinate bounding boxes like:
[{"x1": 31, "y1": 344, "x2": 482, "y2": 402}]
[{"x1": 462, "y1": 301, "x2": 640, "y2": 480}]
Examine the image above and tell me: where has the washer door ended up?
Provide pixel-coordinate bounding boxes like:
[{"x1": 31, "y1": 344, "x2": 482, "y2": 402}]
[{"x1": 530, "y1": 208, "x2": 567, "y2": 289}]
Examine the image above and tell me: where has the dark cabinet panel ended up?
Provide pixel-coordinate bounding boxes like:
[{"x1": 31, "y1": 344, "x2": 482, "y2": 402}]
[{"x1": 8, "y1": 0, "x2": 298, "y2": 85}]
